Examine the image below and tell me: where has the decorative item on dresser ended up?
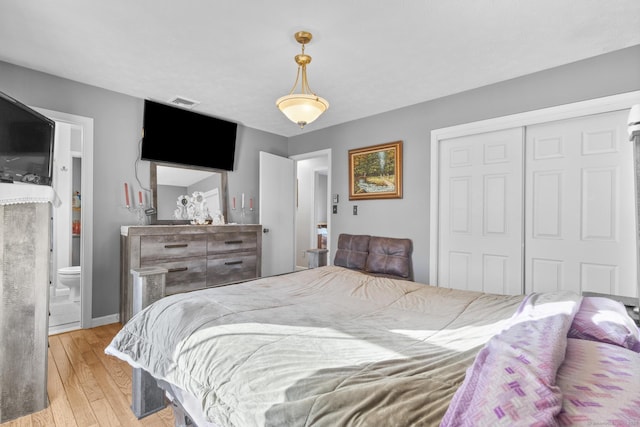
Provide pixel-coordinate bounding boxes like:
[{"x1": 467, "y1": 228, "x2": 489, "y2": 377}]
[{"x1": 120, "y1": 224, "x2": 262, "y2": 323}]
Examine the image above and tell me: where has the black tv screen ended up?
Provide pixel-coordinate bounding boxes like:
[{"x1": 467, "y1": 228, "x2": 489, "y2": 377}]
[
  {"x1": 0, "y1": 90, "x2": 55, "y2": 185},
  {"x1": 141, "y1": 100, "x2": 237, "y2": 171}
]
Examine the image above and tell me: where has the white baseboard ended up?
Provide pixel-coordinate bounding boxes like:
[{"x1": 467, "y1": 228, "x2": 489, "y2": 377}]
[
  {"x1": 49, "y1": 322, "x2": 80, "y2": 336},
  {"x1": 91, "y1": 313, "x2": 120, "y2": 328}
]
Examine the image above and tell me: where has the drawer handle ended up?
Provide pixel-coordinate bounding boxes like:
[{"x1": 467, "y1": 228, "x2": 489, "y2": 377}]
[
  {"x1": 224, "y1": 260, "x2": 243, "y2": 266},
  {"x1": 224, "y1": 240, "x2": 243, "y2": 245},
  {"x1": 165, "y1": 244, "x2": 188, "y2": 249},
  {"x1": 168, "y1": 267, "x2": 188, "y2": 273}
]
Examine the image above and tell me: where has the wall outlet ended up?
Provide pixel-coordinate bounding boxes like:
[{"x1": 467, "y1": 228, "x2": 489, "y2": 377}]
[
  {"x1": 353, "y1": 205, "x2": 358, "y2": 215},
  {"x1": 333, "y1": 205, "x2": 338, "y2": 214}
]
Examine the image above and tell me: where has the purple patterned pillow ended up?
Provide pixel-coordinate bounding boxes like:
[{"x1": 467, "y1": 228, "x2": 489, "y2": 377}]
[
  {"x1": 568, "y1": 297, "x2": 640, "y2": 352},
  {"x1": 557, "y1": 338, "x2": 640, "y2": 425}
]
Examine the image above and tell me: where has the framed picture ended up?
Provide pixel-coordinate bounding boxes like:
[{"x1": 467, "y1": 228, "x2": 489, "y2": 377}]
[{"x1": 348, "y1": 140, "x2": 403, "y2": 200}]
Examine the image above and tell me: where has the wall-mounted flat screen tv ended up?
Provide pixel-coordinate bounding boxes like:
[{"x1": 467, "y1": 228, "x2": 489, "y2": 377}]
[
  {"x1": 0, "y1": 90, "x2": 55, "y2": 185},
  {"x1": 141, "y1": 100, "x2": 237, "y2": 171}
]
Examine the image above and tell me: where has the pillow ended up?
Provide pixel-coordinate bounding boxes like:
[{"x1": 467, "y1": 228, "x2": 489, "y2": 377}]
[
  {"x1": 364, "y1": 236, "x2": 413, "y2": 279},
  {"x1": 334, "y1": 234, "x2": 370, "y2": 270},
  {"x1": 557, "y1": 338, "x2": 640, "y2": 425},
  {"x1": 568, "y1": 296, "x2": 640, "y2": 352}
]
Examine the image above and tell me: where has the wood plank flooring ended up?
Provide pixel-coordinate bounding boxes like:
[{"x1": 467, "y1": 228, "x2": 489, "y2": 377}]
[{"x1": 1, "y1": 323, "x2": 175, "y2": 427}]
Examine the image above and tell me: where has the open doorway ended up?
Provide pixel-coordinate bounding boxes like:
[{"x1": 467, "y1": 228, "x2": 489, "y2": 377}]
[
  {"x1": 292, "y1": 149, "x2": 331, "y2": 270},
  {"x1": 35, "y1": 108, "x2": 94, "y2": 335}
]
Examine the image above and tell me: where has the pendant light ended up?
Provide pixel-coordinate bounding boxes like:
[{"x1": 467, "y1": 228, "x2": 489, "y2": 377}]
[{"x1": 276, "y1": 31, "x2": 329, "y2": 129}]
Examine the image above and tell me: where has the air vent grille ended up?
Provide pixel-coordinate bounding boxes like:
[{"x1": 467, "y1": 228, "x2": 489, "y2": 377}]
[{"x1": 168, "y1": 96, "x2": 200, "y2": 109}]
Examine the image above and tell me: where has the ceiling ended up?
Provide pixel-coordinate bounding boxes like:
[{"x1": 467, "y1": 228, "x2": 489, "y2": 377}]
[{"x1": 1, "y1": 1, "x2": 639, "y2": 138}]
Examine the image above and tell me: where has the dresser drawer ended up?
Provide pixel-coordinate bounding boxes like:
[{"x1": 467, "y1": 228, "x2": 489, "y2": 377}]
[
  {"x1": 141, "y1": 235, "x2": 207, "y2": 262},
  {"x1": 207, "y1": 253, "x2": 257, "y2": 287},
  {"x1": 141, "y1": 257, "x2": 207, "y2": 295},
  {"x1": 121, "y1": 224, "x2": 262, "y2": 324},
  {"x1": 208, "y1": 232, "x2": 257, "y2": 254}
]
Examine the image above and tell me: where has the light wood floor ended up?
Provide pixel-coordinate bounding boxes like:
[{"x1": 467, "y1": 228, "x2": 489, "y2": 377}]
[{"x1": 1, "y1": 323, "x2": 174, "y2": 427}]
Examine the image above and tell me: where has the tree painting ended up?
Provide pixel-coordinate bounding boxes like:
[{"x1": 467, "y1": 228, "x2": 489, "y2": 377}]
[{"x1": 349, "y1": 141, "x2": 403, "y2": 200}]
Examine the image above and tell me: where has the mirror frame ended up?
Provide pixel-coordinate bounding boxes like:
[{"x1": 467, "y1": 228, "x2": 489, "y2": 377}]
[{"x1": 150, "y1": 161, "x2": 228, "y2": 224}]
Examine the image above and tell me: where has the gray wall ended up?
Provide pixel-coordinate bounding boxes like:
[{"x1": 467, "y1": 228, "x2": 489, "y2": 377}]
[
  {"x1": 0, "y1": 61, "x2": 288, "y2": 318},
  {"x1": 1, "y1": 44, "x2": 638, "y2": 317},
  {"x1": 226, "y1": 126, "x2": 288, "y2": 225},
  {"x1": 288, "y1": 44, "x2": 640, "y2": 284}
]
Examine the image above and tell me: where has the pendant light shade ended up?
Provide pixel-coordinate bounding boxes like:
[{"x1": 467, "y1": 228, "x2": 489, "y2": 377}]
[
  {"x1": 276, "y1": 31, "x2": 329, "y2": 129},
  {"x1": 276, "y1": 93, "x2": 329, "y2": 127}
]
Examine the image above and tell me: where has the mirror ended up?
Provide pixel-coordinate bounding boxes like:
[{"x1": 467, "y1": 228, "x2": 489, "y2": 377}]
[{"x1": 150, "y1": 162, "x2": 228, "y2": 224}]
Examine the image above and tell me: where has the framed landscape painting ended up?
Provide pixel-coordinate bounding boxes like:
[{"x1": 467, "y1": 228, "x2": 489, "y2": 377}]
[{"x1": 348, "y1": 140, "x2": 403, "y2": 200}]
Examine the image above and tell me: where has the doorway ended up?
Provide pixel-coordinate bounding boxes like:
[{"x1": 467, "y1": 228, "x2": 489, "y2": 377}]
[
  {"x1": 258, "y1": 149, "x2": 332, "y2": 276},
  {"x1": 292, "y1": 150, "x2": 331, "y2": 270},
  {"x1": 35, "y1": 108, "x2": 94, "y2": 334}
]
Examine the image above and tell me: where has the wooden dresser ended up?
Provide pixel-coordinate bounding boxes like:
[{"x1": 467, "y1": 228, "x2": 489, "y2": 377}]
[{"x1": 120, "y1": 224, "x2": 262, "y2": 323}]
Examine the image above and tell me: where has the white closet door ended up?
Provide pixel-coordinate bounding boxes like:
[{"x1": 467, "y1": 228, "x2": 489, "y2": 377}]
[
  {"x1": 438, "y1": 128, "x2": 524, "y2": 294},
  {"x1": 525, "y1": 110, "x2": 636, "y2": 297}
]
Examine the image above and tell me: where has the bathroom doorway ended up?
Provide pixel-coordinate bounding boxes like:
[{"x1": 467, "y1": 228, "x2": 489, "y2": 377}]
[
  {"x1": 50, "y1": 122, "x2": 81, "y2": 333},
  {"x1": 35, "y1": 108, "x2": 94, "y2": 335}
]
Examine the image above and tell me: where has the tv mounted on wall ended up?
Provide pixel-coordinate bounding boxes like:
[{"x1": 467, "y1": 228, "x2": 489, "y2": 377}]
[
  {"x1": 0, "y1": 90, "x2": 55, "y2": 185},
  {"x1": 141, "y1": 100, "x2": 238, "y2": 171}
]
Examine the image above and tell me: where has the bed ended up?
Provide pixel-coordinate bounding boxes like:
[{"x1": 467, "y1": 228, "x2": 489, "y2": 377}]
[{"x1": 106, "y1": 233, "x2": 640, "y2": 426}]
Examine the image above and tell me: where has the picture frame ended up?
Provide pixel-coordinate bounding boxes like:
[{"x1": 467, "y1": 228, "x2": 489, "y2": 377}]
[{"x1": 348, "y1": 140, "x2": 403, "y2": 200}]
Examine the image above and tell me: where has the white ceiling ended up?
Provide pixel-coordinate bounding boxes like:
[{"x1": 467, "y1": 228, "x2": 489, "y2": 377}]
[{"x1": 1, "y1": 1, "x2": 639, "y2": 137}]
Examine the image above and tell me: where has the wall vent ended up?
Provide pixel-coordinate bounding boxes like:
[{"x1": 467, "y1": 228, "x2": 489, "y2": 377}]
[{"x1": 168, "y1": 96, "x2": 200, "y2": 109}]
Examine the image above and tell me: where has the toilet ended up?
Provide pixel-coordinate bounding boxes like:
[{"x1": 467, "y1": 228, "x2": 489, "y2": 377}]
[{"x1": 57, "y1": 266, "x2": 81, "y2": 302}]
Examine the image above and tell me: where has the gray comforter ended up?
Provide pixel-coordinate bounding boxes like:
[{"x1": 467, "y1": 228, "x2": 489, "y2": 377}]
[{"x1": 106, "y1": 266, "x2": 524, "y2": 426}]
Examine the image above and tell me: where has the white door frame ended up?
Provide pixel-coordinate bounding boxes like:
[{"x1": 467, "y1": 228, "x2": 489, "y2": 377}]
[
  {"x1": 35, "y1": 107, "x2": 94, "y2": 328},
  {"x1": 313, "y1": 168, "x2": 329, "y2": 250},
  {"x1": 429, "y1": 90, "x2": 640, "y2": 286},
  {"x1": 291, "y1": 149, "x2": 332, "y2": 265}
]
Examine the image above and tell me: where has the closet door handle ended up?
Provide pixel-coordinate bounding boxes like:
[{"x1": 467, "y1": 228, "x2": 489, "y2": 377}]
[
  {"x1": 225, "y1": 240, "x2": 243, "y2": 245},
  {"x1": 165, "y1": 244, "x2": 188, "y2": 249},
  {"x1": 224, "y1": 260, "x2": 243, "y2": 266},
  {"x1": 168, "y1": 267, "x2": 188, "y2": 273}
]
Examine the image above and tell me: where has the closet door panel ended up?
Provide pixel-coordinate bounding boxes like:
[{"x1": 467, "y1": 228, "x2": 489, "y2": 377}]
[
  {"x1": 438, "y1": 127, "x2": 524, "y2": 294},
  {"x1": 532, "y1": 171, "x2": 563, "y2": 239},
  {"x1": 525, "y1": 110, "x2": 636, "y2": 297}
]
